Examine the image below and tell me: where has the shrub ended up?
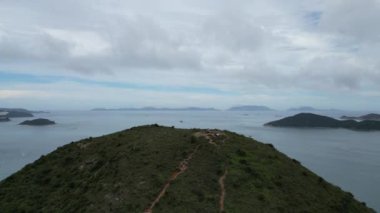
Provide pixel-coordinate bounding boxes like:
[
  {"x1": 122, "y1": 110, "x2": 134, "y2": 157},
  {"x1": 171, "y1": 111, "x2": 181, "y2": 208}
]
[
  {"x1": 292, "y1": 159, "x2": 300, "y2": 164},
  {"x1": 244, "y1": 166, "x2": 254, "y2": 174},
  {"x1": 190, "y1": 136, "x2": 198, "y2": 144},
  {"x1": 318, "y1": 177, "x2": 325, "y2": 183},
  {"x1": 275, "y1": 181, "x2": 283, "y2": 187},
  {"x1": 236, "y1": 149, "x2": 246, "y2": 157},
  {"x1": 257, "y1": 194, "x2": 265, "y2": 201},
  {"x1": 239, "y1": 159, "x2": 248, "y2": 165}
]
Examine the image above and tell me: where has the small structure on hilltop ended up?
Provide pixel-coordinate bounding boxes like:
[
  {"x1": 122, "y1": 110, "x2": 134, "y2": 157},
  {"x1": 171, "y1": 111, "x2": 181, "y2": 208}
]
[{"x1": 193, "y1": 129, "x2": 228, "y2": 145}]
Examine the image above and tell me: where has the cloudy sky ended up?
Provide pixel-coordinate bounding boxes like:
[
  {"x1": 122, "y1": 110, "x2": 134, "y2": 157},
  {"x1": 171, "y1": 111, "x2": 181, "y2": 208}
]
[{"x1": 1, "y1": 0, "x2": 380, "y2": 110}]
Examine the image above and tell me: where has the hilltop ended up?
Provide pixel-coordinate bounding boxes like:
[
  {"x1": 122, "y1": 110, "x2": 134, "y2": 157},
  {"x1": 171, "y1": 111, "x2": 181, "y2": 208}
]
[
  {"x1": 0, "y1": 125, "x2": 373, "y2": 212},
  {"x1": 265, "y1": 113, "x2": 380, "y2": 131}
]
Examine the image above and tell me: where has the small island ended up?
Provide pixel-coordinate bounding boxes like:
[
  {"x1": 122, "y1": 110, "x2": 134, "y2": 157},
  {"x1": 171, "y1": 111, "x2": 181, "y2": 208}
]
[
  {"x1": 19, "y1": 118, "x2": 56, "y2": 126},
  {"x1": 265, "y1": 113, "x2": 380, "y2": 131}
]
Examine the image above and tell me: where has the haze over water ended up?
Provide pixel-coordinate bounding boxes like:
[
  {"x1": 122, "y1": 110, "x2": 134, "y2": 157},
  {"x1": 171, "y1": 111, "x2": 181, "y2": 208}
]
[{"x1": 1, "y1": 110, "x2": 379, "y2": 211}]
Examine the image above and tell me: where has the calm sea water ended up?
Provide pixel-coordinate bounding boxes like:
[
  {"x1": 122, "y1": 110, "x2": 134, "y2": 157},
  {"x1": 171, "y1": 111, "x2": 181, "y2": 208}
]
[{"x1": 0, "y1": 110, "x2": 379, "y2": 211}]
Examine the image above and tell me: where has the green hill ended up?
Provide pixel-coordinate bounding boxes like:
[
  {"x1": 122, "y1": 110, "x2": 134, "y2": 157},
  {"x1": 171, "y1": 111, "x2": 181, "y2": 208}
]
[
  {"x1": 265, "y1": 113, "x2": 340, "y2": 128},
  {"x1": 0, "y1": 125, "x2": 374, "y2": 212},
  {"x1": 265, "y1": 113, "x2": 380, "y2": 131}
]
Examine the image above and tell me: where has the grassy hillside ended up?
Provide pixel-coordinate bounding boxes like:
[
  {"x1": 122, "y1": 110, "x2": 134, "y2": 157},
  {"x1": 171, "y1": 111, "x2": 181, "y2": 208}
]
[{"x1": 0, "y1": 125, "x2": 374, "y2": 212}]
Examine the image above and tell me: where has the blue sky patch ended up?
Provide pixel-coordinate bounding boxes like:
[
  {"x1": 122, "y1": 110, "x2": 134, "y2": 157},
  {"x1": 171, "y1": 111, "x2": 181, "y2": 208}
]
[
  {"x1": 304, "y1": 11, "x2": 322, "y2": 26},
  {"x1": 0, "y1": 71, "x2": 235, "y2": 96}
]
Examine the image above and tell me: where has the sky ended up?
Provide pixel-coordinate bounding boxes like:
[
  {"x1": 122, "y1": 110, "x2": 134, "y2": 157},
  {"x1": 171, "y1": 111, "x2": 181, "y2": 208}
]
[{"x1": 1, "y1": 0, "x2": 380, "y2": 110}]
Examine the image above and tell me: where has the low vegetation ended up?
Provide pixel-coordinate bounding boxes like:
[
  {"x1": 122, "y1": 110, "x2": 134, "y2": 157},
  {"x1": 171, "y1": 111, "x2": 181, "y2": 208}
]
[{"x1": 0, "y1": 125, "x2": 374, "y2": 212}]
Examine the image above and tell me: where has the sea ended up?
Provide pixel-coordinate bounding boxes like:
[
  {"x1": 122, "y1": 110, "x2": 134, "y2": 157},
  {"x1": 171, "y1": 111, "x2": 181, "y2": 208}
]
[{"x1": 0, "y1": 110, "x2": 379, "y2": 211}]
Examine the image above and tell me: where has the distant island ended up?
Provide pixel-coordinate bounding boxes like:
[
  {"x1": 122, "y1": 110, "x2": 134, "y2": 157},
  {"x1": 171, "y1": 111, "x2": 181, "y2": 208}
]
[
  {"x1": 287, "y1": 106, "x2": 341, "y2": 112},
  {"x1": 287, "y1": 106, "x2": 318, "y2": 111},
  {"x1": 6, "y1": 111, "x2": 34, "y2": 118},
  {"x1": 341, "y1": 113, "x2": 380, "y2": 121},
  {"x1": 265, "y1": 113, "x2": 380, "y2": 131},
  {"x1": 31, "y1": 110, "x2": 50, "y2": 114},
  {"x1": 228, "y1": 105, "x2": 274, "y2": 111},
  {"x1": 0, "y1": 125, "x2": 373, "y2": 212},
  {"x1": 93, "y1": 105, "x2": 277, "y2": 111},
  {"x1": 92, "y1": 107, "x2": 218, "y2": 111},
  {"x1": 19, "y1": 118, "x2": 55, "y2": 126},
  {"x1": 0, "y1": 108, "x2": 33, "y2": 118}
]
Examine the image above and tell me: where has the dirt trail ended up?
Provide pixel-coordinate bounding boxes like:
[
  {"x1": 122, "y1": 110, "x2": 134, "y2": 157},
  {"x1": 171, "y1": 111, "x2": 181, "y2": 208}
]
[
  {"x1": 195, "y1": 130, "x2": 229, "y2": 212},
  {"x1": 145, "y1": 131, "x2": 228, "y2": 213},
  {"x1": 218, "y1": 169, "x2": 228, "y2": 213},
  {"x1": 144, "y1": 145, "x2": 200, "y2": 213}
]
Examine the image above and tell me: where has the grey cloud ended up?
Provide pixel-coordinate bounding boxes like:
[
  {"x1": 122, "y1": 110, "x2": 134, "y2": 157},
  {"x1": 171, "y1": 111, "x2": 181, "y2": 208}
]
[
  {"x1": 297, "y1": 57, "x2": 369, "y2": 90},
  {"x1": 0, "y1": 31, "x2": 70, "y2": 61},
  {"x1": 202, "y1": 12, "x2": 267, "y2": 52},
  {"x1": 103, "y1": 16, "x2": 201, "y2": 70},
  {"x1": 0, "y1": 14, "x2": 201, "y2": 74},
  {"x1": 319, "y1": 0, "x2": 380, "y2": 42},
  {"x1": 1, "y1": 0, "x2": 380, "y2": 97}
]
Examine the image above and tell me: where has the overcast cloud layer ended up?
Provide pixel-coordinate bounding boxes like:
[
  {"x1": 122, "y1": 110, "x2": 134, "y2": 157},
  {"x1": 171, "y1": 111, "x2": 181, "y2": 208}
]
[{"x1": 1, "y1": 0, "x2": 380, "y2": 110}]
